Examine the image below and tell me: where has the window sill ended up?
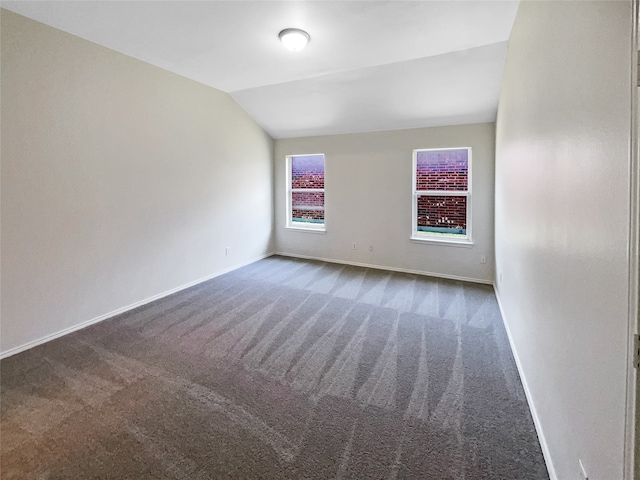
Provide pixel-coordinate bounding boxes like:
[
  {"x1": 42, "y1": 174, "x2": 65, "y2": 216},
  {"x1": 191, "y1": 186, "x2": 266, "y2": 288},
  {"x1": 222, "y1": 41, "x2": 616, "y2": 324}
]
[
  {"x1": 410, "y1": 236, "x2": 474, "y2": 248},
  {"x1": 286, "y1": 226, "x2": 326, "y2": 234}
]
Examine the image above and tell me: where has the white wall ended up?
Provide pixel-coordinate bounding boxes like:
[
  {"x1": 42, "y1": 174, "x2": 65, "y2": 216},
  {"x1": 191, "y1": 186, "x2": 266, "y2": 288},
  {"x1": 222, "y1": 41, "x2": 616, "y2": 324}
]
[
  {"x1": 495, "y1": 1, "x2": 633, "y2": 479},
  {"x1": 274, "y1": 123, "x2": 495, "y2": 283},
  {"x1": 0, "y1": 10, "x2": 274, "y2": 355}
]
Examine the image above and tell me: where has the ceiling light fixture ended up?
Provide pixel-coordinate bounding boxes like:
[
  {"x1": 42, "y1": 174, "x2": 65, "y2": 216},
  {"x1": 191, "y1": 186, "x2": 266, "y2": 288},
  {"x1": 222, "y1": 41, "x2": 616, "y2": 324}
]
[{"x1": 278, "y1": 28, "x2": 310, "y2": 52}]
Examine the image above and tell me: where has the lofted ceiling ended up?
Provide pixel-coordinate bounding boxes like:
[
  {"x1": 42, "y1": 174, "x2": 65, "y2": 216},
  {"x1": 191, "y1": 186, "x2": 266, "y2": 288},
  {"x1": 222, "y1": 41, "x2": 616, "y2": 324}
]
[{"x1": 2, "y1": 1, "x2": 520, "y2": 138}]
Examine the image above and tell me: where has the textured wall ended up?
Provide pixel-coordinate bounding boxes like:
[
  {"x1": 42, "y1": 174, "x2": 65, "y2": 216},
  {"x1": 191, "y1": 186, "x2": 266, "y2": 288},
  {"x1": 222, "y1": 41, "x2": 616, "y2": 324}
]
[
  {"x1": 1, "y1": 10, "x2": 274, "y2": 354},
  {"x1": 494, "y1": 1, "x2": 633, "y2": 479}
]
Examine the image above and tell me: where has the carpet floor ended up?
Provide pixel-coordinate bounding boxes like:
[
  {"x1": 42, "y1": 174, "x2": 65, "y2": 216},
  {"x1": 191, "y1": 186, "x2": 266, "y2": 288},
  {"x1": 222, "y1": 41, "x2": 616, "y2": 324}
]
[{"x1": 1, "y1": 256, "x2": 548, "y2": 479}]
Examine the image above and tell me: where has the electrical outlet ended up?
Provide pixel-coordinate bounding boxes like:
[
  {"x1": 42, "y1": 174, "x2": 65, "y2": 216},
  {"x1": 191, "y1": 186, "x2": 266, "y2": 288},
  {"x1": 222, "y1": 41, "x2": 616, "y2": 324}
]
[
  {"x1": 352, "y1": 242, "x2": 357, "y2": 250},
  {"x1": 369, "y1": 245, "x2": 374, "y2": 252},
  {"x1": 225, "y1": 247, "x2": 230, "y2": 256},
  {"x1": 480, "y1": 255, "x2": 487, "y2": 264},
  {"x1": 579, "y1": 459, "x2": 588, "y2": 480},
  {"x1": 499, "y1": 272, "x2": 503, "y2": 282}
]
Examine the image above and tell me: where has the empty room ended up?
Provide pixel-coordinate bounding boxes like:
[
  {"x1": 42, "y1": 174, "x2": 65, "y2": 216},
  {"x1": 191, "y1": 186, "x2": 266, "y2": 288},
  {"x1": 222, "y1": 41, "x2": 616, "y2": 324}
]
[{"x1": 1, "y1": 1, "x2": 637, "y2": 479}]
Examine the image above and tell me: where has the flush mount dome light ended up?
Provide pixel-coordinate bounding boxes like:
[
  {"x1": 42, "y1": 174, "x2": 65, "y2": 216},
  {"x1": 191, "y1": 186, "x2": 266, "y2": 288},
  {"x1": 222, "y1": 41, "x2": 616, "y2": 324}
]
[{"x1": 279, "y1": 28, "x2": 310, "y2": 52}]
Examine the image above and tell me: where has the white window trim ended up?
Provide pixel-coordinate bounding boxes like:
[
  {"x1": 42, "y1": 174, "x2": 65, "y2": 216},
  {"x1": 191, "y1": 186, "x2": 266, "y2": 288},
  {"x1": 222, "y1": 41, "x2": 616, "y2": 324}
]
[
  {"x1": 411, "y1": 147, "x2": 473, "y2": 245},
  {"x1": 286, "y1": 154, "x2": 326, "y2": 233}
]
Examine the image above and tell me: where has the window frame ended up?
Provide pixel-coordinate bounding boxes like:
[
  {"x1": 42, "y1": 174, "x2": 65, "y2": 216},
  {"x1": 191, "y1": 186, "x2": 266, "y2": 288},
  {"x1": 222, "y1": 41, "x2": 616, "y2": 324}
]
[
  {"x1": 286, "y1": 153, "x2": 326, "y2": 233},
  {"x1": 411, "y1": 147, "x2": 473, "y2": 246}
]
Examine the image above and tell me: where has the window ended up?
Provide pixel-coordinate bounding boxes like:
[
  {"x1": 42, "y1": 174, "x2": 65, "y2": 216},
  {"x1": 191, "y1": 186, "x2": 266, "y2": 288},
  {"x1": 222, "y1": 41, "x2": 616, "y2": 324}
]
[
  {"x1": 286, "y1": 154, "x2": 325, "y2": 231},
  {"x1": 412, "y1": 147, "x2": 471, "y2": 244}
]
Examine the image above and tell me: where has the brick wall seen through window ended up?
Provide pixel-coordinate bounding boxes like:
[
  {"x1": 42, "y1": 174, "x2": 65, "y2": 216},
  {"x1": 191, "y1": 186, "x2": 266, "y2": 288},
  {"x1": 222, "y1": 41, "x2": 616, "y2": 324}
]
[
  {"x1": 288, "y1": 154, "x2": 325, "y2": 230},
  {"x1": 413, "y1": 148, "x2": 471, "y2": 242}
]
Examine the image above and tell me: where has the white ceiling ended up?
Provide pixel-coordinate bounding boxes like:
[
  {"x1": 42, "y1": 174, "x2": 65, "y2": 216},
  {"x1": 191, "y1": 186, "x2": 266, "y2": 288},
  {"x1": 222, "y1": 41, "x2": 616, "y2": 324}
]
[{"x1": 2, "y1": 1, "x2": 520, "y2": 138}]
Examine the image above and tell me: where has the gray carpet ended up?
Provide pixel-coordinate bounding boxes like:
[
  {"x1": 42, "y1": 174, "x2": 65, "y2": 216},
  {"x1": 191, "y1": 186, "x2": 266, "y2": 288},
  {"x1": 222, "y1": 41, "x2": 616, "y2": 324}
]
[{"x1": 1, "y1": 256, "x2": 548, "y2": 479}]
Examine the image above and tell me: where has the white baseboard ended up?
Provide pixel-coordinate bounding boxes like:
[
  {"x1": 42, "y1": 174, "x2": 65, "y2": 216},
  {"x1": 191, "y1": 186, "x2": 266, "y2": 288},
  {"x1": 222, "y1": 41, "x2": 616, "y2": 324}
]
[
  {"x1": 0, "y1": 253, "x2": 274, "y2": 360},
  {"x1": 274, "y1": 251, "x2": 493, "y2": 285},
  {"x1": 493, "y1": 284, "x2": 558, "y2": 480}
]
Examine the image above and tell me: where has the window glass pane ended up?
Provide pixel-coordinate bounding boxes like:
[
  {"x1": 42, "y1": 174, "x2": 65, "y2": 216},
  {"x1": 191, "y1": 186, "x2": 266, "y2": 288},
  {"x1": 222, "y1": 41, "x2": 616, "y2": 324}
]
[
  {"x1": 292, "y1": 191, "x2": 324, "y2": 223},
  {"x1": 291, "y1": 154, "x2": 324, "y2": 189},
  {"x1": 416, "y1": 149, "x2": 468, "y2": 191},
  {"x1": 417, "y1": 195, "x2": 466, "y2": 236}
]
